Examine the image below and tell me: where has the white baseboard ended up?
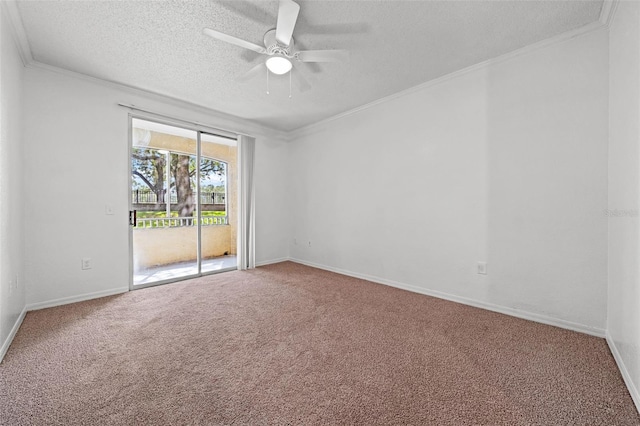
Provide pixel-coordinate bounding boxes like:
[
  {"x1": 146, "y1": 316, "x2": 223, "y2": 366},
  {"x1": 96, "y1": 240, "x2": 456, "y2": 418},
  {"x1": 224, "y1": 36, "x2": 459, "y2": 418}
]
[
  {"x1": 26, "y1": 287, "x2": 129, "y2": 311},
  {"x1": 255, "y1": 257, "x2": 291, "y2": 267},
  {"x1": 0, "y1": 305, "x2": 27, "y2": 363},
  {"x1": 290, "y1": 258, "x2": 606, "y2": 338},
  {"x1": 606, "y1": 333, "x2": 640, "y2": 414}
]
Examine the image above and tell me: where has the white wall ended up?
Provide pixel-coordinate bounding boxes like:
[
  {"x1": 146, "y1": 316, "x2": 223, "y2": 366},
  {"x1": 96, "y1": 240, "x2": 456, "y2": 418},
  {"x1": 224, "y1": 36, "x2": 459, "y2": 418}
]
[
  {"x1": 608, "y1": 0, "x2": 640, "y2": 410},
  {"x1": 288, "y1": 28, "x2": 609, "y2": 334},
  {"x1": 0, "y1": 4, "x2": 26, "y2": 358},
  {"x1": 23, "y1": 66, "x2": 289, "y2": 307}
]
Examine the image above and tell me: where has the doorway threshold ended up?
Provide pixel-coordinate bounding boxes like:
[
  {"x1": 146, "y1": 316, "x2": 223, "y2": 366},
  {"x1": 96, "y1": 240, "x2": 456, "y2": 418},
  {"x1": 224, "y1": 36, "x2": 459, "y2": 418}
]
[{"x1": 134, "y1": 255, "x2": 237, "y2": 286}]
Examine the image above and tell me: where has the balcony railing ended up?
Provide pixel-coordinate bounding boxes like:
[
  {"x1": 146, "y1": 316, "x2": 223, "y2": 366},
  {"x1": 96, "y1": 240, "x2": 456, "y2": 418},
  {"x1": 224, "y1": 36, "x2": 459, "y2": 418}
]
[
  {"x1": 132, "y1": 189, "x2": 226, "y2": 205},
  {"x1": 135, "y1": 216, "x2": 228, "y2": 229}
]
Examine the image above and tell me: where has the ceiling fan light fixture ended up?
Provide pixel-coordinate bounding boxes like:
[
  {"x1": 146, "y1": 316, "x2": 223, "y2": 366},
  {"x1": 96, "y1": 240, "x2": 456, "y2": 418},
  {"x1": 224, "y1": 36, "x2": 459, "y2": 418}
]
[{"x1": 266, "y1": 56, "x2": 292, "y2": 75}]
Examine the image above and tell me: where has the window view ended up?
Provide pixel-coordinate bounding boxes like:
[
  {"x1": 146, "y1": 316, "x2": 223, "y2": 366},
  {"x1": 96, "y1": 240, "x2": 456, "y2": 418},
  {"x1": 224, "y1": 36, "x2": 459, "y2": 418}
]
[
  {"x1": 131, "y1": 149, "x2": 227, "y2": 227},
  {"x1": 131, "y1": 118, "x2": 237, "y2": 285}
]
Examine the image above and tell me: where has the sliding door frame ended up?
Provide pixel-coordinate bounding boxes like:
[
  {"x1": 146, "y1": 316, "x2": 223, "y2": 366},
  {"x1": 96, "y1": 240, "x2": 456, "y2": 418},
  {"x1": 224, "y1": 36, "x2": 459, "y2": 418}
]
[{"x1": 127, "y1": 112, "x2": 239, "y2": 291}]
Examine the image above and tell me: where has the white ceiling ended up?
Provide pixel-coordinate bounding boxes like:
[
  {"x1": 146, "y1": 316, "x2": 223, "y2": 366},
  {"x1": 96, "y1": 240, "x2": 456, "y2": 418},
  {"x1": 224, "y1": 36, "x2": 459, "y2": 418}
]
[{"x1": 15, "y1": 0, "x2": 604, "y2": 132}]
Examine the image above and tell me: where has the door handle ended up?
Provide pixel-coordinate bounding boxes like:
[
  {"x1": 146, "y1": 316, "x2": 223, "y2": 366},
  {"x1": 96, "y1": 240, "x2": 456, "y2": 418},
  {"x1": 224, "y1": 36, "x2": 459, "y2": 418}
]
[{"x1": 129, "y1": 210, "x2": 137, "y2": 226}]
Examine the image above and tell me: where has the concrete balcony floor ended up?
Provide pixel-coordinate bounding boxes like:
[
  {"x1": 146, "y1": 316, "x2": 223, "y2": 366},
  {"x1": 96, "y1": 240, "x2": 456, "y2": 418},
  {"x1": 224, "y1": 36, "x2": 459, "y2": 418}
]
[{"x1": 134, "y1": 255, "x2": 237, "y2": 286}]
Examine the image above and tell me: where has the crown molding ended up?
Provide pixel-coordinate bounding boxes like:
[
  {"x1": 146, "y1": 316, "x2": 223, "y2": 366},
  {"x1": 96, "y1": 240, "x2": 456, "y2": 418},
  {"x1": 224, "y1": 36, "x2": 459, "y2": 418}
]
[
  {"x1": 599, "y1": 0, "x2": 617, "y2": 29},
  {"x1": 3, "y1": 0, "x2": 287, "y2": 141},
  {"x1": 26, "y1": 60, "x2": 288, "y2": 140},
  {"x1": 287, "y1": 15, "x2": 610, "y2": 141},
  {"x1": 3, "y1": 0, "x2": 614, "y2": 143},
  {"x1": 2, "y1": 0, "x2": 33, "y2": 66}
]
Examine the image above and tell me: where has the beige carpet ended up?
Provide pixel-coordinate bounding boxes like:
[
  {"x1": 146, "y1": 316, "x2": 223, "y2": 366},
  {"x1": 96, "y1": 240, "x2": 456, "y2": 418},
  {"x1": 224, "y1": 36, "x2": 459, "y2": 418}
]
[{"x1": 0, "y1": 261, "x2": 638, "y2": 425}]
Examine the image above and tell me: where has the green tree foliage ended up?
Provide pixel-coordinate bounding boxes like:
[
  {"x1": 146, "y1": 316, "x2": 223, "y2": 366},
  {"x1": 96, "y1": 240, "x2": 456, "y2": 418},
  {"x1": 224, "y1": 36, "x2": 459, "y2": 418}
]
[{"x1": 132, "y1": 148, "x2": 225, "y2": 216}]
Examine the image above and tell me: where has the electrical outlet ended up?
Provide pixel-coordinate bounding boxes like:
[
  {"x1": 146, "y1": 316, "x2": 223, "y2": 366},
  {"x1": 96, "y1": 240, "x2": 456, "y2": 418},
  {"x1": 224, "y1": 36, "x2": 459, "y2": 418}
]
[
  {"x1": 105, "y1": 204, "x2": 114, "y2": 215},
  {"x1": 477, "y1": 261, "x2": 487, "y2": 275},
  {"x1": 308, "y1": 240, "x2": 311, "y2": 247},
  {"x1": 8, "y1": 275, "x2": 18, "y2": 294},
  {"x1": 82, "y1": 257, "x2": 93, "y2": 270}
]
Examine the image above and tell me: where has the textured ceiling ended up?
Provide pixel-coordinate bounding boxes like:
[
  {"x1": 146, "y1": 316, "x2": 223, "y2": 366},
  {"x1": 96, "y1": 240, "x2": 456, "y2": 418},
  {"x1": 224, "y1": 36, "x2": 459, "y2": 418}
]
[{"x1": 16, "y1": 0, "x2": 603, "y2": 132}]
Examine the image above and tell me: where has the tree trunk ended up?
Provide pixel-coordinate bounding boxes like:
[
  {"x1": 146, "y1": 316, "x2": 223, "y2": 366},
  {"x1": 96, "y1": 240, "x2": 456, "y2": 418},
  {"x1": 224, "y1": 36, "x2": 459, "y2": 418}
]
[
  {"x1": 154, "y1": 157, "x2": 165, "y2": 205},
  {"x1": 175, "y1": 154, "x2": 195, "y2": 218}
]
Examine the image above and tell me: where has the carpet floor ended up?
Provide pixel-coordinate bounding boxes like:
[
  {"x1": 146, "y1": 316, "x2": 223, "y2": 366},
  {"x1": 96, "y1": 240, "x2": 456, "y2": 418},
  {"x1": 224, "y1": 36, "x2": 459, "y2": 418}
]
[{"x1": 0, "y1": 261, "x2": 638, "y2": 425}]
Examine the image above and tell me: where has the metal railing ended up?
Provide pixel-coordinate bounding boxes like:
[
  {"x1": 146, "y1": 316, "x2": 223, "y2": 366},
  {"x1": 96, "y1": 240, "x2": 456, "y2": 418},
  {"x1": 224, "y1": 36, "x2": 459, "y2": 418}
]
[
  {"x1": 135, "y1": 215, "x2": 228, "y2": 228},
  {"x1": 132, "y1": 190, "x2": 225, "y2": 205}
]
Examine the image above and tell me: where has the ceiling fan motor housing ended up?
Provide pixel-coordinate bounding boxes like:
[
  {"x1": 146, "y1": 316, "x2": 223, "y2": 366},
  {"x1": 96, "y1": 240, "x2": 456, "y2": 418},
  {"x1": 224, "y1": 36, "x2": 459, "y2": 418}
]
[{"x1": 264, "y1": 29, "x2": 295, "y2": 58}]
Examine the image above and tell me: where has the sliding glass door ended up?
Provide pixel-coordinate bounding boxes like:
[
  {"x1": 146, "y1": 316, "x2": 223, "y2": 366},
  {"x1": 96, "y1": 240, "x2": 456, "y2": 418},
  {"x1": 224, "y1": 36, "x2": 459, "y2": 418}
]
[
  {"x1": 129, "y1": 117, "x2": 237, "y2": 288},
  {"x1": 199, "y1": 132, "x2": 238, "y2": 274}
]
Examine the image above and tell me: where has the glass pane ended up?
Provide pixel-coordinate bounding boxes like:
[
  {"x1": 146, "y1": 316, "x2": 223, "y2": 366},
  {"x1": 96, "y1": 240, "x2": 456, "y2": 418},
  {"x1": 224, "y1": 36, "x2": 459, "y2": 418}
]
[
  {"x1": 131, "y1": 118, "x2": 198, "y2": 285},
  {"x1": 200, "y1": 133, "x2": 238, "y2": 273}
]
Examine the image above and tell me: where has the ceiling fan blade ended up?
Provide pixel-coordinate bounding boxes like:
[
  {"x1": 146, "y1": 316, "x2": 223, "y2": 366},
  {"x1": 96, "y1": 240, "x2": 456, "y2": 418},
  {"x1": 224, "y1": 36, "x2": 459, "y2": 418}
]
[
  {"x1": 219, "y1": 1, "x2": 275, "y2": 26},
  {"x1": 240, "y1": 49, "x2": 262, "y2": 63},
  {"x1": 237, "y1": 63, "x2": 267, "y2": 83},
  {"x1": 275, "y1": 0, "x2": 300, "y2": 46},
  {"x1": 293, "y1": 40, "x2": 320, "y2": 73},
  {"x1": 203, "y1": 28, "x2": 266, "y2": 54},
  {"x1": 296, "y1": 50, "x2": 349, "y2": 63},
  {"x1": 291, "y1": 64, "x2": 311, "y2": 92},
  {"x1": 297, "y1": 17, "x2": 370, "y2": 36}
]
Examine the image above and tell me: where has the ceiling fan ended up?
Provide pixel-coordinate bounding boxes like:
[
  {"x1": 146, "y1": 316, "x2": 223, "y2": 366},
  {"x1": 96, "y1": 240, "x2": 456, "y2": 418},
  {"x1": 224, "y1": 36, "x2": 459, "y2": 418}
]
[{"x1": 203, "y1": 0, "x2": 348, "y2": 93}]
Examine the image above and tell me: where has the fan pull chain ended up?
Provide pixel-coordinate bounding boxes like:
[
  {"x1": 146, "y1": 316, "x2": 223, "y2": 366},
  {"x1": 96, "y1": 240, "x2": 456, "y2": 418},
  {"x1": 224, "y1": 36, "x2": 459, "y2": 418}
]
[
  {"x1": 266, "y1": 67, "x2": 270, "y2": 95},
  {"x1": 289, "y1": 70, "x2": 292, "y2": 99}
]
